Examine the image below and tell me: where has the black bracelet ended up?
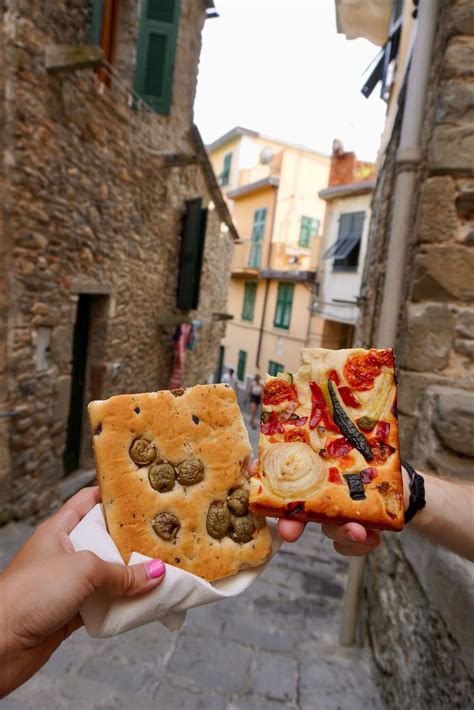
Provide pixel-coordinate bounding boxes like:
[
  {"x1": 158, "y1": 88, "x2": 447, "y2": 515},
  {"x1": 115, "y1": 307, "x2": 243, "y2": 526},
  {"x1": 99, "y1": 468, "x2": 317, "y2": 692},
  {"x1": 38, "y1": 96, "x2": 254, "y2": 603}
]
[{"x1": 402, "y1": 460, "x2": 426, "y2": 524}]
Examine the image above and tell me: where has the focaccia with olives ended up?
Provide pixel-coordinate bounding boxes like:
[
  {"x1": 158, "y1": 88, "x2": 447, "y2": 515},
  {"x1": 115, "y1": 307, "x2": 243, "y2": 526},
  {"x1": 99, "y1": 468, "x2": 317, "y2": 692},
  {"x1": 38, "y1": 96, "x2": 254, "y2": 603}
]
[
  {"x1": 88, "y1": 384, "x2": 272, "y2": 582},
  {"x1": 249, "y1": 348, "x2": 404, "y2": 531}
]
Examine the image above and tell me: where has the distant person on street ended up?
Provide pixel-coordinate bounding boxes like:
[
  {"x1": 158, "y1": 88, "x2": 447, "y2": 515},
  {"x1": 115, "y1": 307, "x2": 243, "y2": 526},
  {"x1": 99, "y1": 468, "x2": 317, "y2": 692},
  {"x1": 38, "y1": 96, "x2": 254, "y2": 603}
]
[
  {"x1": 222, "y1": 367, "x2": 239, "y2": 395},
  {"x1": 247, "y1": 374, "x2": 263, "y2": 429}
]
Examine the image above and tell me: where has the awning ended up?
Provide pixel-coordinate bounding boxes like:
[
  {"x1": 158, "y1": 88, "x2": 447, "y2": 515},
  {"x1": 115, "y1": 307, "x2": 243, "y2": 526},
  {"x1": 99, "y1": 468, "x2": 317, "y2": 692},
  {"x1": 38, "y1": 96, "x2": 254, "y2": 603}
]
[{"x1": 322, "y1": 233, "x2": 361, "y2": 260}]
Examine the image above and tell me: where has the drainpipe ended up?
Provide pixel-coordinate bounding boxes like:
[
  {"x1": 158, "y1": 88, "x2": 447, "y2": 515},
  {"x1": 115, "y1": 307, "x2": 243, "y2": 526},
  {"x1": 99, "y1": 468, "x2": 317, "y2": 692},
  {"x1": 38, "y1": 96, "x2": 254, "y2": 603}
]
[
  {"x1": 256, "y1": 188, "x2": 279, "y2": 369},
  {"x1": 340, "y1": 0, "x2": 439, "y2": 647}
]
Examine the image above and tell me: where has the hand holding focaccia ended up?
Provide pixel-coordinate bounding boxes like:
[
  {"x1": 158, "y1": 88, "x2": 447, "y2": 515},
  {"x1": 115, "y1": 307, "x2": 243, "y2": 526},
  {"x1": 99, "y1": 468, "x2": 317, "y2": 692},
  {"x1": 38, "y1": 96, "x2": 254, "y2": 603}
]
[
  {"x1": 88, "y1": 385, "x2": 272, "y2": 582},
  {"x1": 249, "y1": 348, "x2": 404, "y2": 531}
]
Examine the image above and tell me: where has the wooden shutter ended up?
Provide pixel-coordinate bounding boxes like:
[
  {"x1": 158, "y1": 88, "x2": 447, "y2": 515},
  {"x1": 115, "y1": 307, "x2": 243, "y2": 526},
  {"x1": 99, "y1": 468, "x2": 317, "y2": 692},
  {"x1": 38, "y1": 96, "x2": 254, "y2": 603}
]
[
  {"x1": 237, "y1": 350, "x2": 247, "y2": 382},
  {"x1": 274, "y1": 283, "x2": 294, "y2": 329},
  {"x1": 248, "y1": 208, "x2": 267, "y2": 268},
  {"x1": 90, "y1": 0, "x2": 104, "y2": 45},
  {"x1": 268, "y1": 360, "x2": 284, "y2": 377},
  {"x1": 242, "y1": 282, "x2": 257, "y2": 321},
  {"x1": 177, "y1": 198, "x2": 208, "y2": 311},
  {"x1": 135, "y1": 0, "x2": 180, "y2": 115}
]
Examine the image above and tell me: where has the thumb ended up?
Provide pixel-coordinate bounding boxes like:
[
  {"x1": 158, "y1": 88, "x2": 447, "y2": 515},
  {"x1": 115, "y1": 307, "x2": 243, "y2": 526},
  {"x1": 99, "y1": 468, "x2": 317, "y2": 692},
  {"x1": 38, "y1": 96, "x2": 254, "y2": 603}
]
[{"x1": 79, "y1": 553, "x2": 166, "y2": 599}]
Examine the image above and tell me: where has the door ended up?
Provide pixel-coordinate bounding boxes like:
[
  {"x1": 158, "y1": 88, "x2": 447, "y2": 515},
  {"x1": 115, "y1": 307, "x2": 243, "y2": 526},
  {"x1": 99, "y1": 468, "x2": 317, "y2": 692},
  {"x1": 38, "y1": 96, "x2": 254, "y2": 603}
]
[
  {"x1": 215, "y1": 345, "x2": 225, "y2": 383},
  {"x1": 63, "y1": 295, "x2": 91, "y2": 476}
]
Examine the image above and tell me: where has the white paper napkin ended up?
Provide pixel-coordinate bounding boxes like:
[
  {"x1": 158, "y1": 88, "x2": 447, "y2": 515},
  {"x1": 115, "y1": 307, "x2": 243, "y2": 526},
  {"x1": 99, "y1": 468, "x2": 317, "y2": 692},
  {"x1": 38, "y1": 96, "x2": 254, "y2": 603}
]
[{"x1": 69, "y1": 504, "x2": 281, "y2": 637}]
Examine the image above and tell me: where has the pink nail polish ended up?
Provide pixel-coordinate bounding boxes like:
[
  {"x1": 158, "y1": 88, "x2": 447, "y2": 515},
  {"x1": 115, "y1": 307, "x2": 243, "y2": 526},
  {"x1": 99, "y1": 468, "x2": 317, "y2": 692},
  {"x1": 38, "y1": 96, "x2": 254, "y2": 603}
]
[{"x1": 146, "y1": 559, "x2": 165, "y2": 579}]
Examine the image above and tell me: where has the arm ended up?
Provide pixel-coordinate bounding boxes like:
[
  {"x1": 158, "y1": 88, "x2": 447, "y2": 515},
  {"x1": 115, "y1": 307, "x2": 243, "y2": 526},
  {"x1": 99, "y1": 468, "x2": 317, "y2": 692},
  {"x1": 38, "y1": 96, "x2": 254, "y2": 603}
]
[
  {"x1": 278, "y1": 467, "x2": 474, "y2": 562},
  {"x1": 0, "y1": 487, "x2": 166, "y2": 698}
]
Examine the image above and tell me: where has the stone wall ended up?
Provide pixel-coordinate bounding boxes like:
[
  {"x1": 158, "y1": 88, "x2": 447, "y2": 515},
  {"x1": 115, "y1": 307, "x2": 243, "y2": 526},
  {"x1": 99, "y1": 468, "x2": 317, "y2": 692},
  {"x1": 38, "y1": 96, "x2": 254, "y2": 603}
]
[
  {"x1": 358, "y1": 0, "x2": 474, "y2": 706},
  {"x1": 0, "y1": 1, "x2": 235, "y2": 522}
]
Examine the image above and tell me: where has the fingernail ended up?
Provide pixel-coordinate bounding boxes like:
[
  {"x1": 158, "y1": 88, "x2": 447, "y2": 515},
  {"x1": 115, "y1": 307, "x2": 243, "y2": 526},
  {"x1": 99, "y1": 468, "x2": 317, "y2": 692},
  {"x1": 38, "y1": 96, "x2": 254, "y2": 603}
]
[
  {"x1": 345, "y1": 531, "x2": 357, "y2": 543},
  {"x1": 146, "y1": 559, "x2": 166, "y2": 579}
]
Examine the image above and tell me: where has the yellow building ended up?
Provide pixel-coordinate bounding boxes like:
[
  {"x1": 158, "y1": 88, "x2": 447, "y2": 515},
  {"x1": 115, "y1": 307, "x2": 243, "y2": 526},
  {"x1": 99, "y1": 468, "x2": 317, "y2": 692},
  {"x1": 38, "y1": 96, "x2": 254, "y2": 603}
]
[{"x1": 208, "y1": 127, "x2": 331, "y2": 385}]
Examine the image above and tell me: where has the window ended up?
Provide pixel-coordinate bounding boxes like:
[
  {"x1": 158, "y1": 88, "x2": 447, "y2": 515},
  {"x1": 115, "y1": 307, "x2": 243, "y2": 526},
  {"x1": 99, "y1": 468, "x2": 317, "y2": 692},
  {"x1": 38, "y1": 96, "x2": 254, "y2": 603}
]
[
  {"x1": 322, "y1": 211, "x2": 365, "y2": 271},
  {"x1": 237, "y1": 350, "x2": 247, "y2": 382},
  {"x1": 248, "y1": 208, "x2": 267, "y2": 268},
  {"x1": 274, "y1": 283, "x2": 294, "y2": 330},
  {"x1": 268, "y1": 361, "x2": 284, "y2": 377},
  {"x1": 361, "y1": 0, "x2": 403, "y2": 101},
  {"x1": 177, "y1": 198, "x2": 208, "y2": 311},
  {"x1": 242, "y1": 282, "x2": 257, "y2": 321},
  {"x1": 298, "y1": 216, "x2": 320, "y2": 248},
  {"x1": 134, "y1": 0, "x2": 180, "y2": 115},
  {"x1": 220, "y1": 152, "x2": 232, "y2": 187}
]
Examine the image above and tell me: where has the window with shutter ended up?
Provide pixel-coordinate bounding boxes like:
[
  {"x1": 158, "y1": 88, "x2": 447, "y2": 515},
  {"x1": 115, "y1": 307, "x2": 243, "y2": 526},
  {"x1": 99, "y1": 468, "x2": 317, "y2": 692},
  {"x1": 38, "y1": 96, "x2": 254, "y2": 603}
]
[
  {"x1": 177, "y1": 198, "x2": 208, "y2": 311},
  {"x1": 237, "y1": 350, "x2": 247, "y2": 382},
  {"x1": 242, "y1": 282, "x2": 257, "y2": 321},
  {"x1": 298, "y1": 216, "x2": 320, "y2": 248},
  {"x1": 274, "y1": 283, "x2": 294, "y2": 330},
  {"x1": 220, "y1": 152, "x2": 232, "y2": 186},
  {"x1": 89, "y1": 0, "x2": 120, "y2": 84},
  {"x1": 332, "y1": 211, "x2": 365, "y2": 271},
  {"x1": 134, "y1": 0, "x2": 180, "y2": 115},
  {"x1": 248, "y1": 208, "x2": 267, "y2": 268},
  {"x1": 268, "y1": 360, "x2": 284, "y2": 377}
]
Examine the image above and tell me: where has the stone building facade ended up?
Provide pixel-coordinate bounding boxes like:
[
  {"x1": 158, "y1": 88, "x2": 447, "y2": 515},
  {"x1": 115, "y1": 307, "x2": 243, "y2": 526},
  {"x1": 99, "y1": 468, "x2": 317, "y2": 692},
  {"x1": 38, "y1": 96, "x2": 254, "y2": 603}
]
[
  {"x1": 355, "y1": 0, "x2": 474, "y2": 706},
  {"x1": 0, "y1": 1, "x2": 237, "y2": 523}
]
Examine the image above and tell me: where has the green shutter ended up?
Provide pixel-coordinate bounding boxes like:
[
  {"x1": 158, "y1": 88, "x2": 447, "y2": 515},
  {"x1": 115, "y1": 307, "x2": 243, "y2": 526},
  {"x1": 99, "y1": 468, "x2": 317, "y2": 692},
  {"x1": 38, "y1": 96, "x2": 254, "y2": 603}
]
[
  {"x1": 177, "y1": 198, "x2": 207, "y2": 311},
  {"x1": 274, "y1": 282, "x2": 294, "y2": 330},
  {"x1": 90, "y1": 0, "x2": 104, "y2": 46},
  {"x1": 134, "y1": 0, "x2": 180, "y2": 115},
  {"x1": 248, "y1": 208, "x2": 267, "y2": 268},
  {"x1": 298, "y1": 216, "x2": 320, "y2": 248},
  {"x1": 242, "y1": 282, "x2": 257, "y2": 321},
  {"x1": 268, "y1": 360, "x2": 284, "y2": 377},
  {"x1": 237, "y1": 350, "x2": 247, "y2": 382},
  {"x1": 220, "y1": 152, "x2": 232, "y2": 187}
]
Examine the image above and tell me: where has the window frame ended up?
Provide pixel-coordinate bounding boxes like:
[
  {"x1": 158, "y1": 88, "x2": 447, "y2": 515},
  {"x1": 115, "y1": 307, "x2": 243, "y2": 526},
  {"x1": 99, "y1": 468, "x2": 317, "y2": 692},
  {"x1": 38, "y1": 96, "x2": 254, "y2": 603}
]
[
  {"x1": 332, "y1": 211, "x2": 365, "y2": 272},
  {"x1": 298, "y1": 216, "x2": 320, "y2": 249},
  {"x1": 220, "y1": 152, "x2": 232, "y2": 187},
  {"x1": 248, "y1": 207, "x2": 267, "y2": 269},
  {"x1": 237, "y1": 350, "x2": 247, "y2": 382}
]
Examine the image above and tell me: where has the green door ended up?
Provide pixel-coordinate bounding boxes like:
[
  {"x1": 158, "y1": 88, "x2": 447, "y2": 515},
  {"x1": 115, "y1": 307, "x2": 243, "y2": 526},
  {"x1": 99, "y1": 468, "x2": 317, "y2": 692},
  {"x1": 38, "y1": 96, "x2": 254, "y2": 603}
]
[{"x1": 237, "y1": 350, "x2": 247, "y2": 382}]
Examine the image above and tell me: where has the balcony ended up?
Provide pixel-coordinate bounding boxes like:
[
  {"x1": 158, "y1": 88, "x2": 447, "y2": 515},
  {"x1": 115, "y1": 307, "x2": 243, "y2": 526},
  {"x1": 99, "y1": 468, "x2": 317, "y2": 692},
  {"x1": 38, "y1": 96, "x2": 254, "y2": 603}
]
[{"x1": 231, "y1": 240, "x2": 315, "y2": 282}]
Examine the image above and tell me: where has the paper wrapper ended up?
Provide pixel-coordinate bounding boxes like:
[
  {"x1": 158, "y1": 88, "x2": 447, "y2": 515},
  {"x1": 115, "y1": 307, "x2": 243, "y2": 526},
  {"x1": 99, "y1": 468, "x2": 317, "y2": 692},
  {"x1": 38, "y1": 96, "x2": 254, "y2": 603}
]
[{"x1": 69, "y1": 504, "x2": 281, "y2": 637}]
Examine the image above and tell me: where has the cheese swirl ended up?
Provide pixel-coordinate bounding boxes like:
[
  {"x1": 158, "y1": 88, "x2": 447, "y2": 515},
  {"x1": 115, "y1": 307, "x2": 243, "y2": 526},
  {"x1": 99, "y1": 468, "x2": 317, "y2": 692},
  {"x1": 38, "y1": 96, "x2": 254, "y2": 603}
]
[{"x1": 262, "y1": 442, "x2": 325, "y2": 499}]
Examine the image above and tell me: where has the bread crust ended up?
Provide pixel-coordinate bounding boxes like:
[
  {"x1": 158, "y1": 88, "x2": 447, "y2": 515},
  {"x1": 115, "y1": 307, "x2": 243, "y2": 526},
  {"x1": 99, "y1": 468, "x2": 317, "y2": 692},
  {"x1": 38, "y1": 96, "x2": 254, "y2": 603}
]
[
  {"x1": 88, "y1": 384, "x2": 272, "y2": 581},
  {"x1": 249, "y1": 348, "x2": 404, "y2": 532}
]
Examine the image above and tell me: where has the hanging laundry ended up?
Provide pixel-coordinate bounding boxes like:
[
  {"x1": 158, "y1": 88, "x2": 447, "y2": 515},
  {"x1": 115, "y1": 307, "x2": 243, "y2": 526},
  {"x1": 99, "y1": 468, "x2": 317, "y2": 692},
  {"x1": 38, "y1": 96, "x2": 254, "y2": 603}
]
[
  {"x1": 186, "y1": 320, "x2": 203, "y2": 351},
  {"x1": 169, "y1": 323, "x2": 192, "y2": 389}
]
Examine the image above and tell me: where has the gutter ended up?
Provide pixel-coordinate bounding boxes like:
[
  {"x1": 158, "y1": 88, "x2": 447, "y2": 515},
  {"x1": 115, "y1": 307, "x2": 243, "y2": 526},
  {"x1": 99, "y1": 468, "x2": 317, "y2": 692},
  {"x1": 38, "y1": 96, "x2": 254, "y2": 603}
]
[{"x1": 340, "y1": 0, "x2": 440, "y2": 647}]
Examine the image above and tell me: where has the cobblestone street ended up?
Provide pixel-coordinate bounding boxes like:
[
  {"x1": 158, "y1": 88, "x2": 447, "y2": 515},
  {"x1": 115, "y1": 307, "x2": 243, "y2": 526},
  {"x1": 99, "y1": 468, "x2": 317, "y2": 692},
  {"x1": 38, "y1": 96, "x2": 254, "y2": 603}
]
[{"x1": 1, "y1": 409, "x2": 383, "y2": 710}]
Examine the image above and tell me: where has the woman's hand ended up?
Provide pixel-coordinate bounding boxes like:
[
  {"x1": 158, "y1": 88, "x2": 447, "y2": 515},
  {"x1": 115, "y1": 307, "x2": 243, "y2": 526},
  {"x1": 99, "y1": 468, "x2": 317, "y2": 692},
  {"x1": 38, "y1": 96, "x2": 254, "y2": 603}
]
[
  {"x1": 278, "y1": 518, "x2": 381, "y2": 555},
  {"x1": 0, "y1": 486, "x2": 166, "y2": 698}
]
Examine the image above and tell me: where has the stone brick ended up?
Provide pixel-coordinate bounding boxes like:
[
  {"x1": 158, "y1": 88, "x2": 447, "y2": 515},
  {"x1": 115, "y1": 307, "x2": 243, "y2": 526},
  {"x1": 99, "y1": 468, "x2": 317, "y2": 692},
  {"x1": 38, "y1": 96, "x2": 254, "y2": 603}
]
[
  {"x1": 454, "y1": 338, "x2": 474, "y2": 357},
  {"x1": 436, "y1": 80, "x2": 474, "y2": 125},
  {"x1": 153, "y1": 686, "x2": 225, "y2": 710},
  {"x1": 455, "y1": 180, "x2": 474, "y2": 214},
  {"x1": 456, "y1": 309, "x2": 474, "y2": 337},
  {"x1": 432, "y1": 386, "x2": 474, "y2": 457},
  {"x1": 53, "y1": 376, "x2": 71, "y2": 421},
  {"x1": 443, "y1": 36, "x2": 474, "y2": 77},
  {"x1": 51, "y1": 325, "x2": 73, "y2": 364},
  {"x1": 430, "y1": 125, "x2": 474, "y2": 175},
  {"x1": 168, "y1": 636, "x2": 253, "y2": 694},
  {"x1": 450, "y1": 1, "x2": 474, "y2": 36},
  {"x1": 418, "y1": 177, "x2": 458, "y2": 243},
  {"x1": 299, "y1": 654, "x2": 381, "y2": 710},
  {"x1": 398, "y1": 303, "x2": 455, "y2": 371},
  {"x1": 251, "y1": 651, "x2": 297, "y2": 702},
  {"x1": 398, "y1": 413, "x2": 418, "y2": 458},
  {"x1": 411, "y1": 245, "x2": 474, "y2": 302}
]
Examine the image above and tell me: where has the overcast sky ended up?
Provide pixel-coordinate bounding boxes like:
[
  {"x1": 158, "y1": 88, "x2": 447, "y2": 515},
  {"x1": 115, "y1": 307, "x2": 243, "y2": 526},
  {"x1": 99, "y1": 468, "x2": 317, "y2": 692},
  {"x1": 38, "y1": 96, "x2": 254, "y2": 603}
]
[{"x1": 194, "y1": 0, "x2": 387, "y2": 161}]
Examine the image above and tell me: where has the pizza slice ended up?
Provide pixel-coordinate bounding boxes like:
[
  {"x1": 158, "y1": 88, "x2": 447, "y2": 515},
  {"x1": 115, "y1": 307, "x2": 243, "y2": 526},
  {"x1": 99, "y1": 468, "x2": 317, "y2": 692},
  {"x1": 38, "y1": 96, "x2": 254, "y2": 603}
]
[
  {"x1": 88, "y1": 384, "x2": 272, "y2": 582},
  {"x1": 249, "y1": 348, "x2": 404, "y2": 531}
]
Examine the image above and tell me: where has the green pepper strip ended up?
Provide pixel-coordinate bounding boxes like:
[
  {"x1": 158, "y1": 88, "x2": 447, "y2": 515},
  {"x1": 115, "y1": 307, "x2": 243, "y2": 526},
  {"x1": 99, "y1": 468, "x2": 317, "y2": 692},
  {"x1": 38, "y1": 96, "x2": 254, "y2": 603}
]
[{"x1": 327, "y1": 380, "x2": 373, "y2": 462}]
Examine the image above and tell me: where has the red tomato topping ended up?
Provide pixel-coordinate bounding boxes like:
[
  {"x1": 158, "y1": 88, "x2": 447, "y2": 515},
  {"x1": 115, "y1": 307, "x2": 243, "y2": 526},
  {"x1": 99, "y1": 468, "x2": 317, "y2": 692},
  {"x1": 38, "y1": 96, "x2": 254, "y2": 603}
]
[
  {"x1": 260, "y1": 411, "x2": 285, "y2": 435},
  {"x1": 339, "y1": 455, "x2": 356, "y2": 470},
  {"x1": 369, "y1": 439, "x2": 395, "y2": 464},
  {"x1": 284, "y1": 428, "x2": 310, "y2": 444},
  {"x1": 295, "y1": 416, "x2": 308, "y2": 427},
  {"x1": 375, "y1": 421, "x2": 390, "y2": 441},
  {"x1": 328, "y1": 369, "x2": 341, "y2": 386},
  {"x1": 343, "y1": 348, "x2": 394, "y2": 392},
  {"x1": 326, "y1": 437, "x2": 354, "y2": 458},
  {"x1": 328, "y1": 467, "x2": 343, "y2": 484},
  {"x1": 263, "y1": 380, "x2": 298, "y2": 405},
  {"x1": 360, "y1": 467, "x2": 379, "y2": 483},
  {"x1": 309, "y1": 382, "x2": 339, "y2": 432},
  {"x1": 338, "y1": 386, "x2": 361, "y2": 408}
]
